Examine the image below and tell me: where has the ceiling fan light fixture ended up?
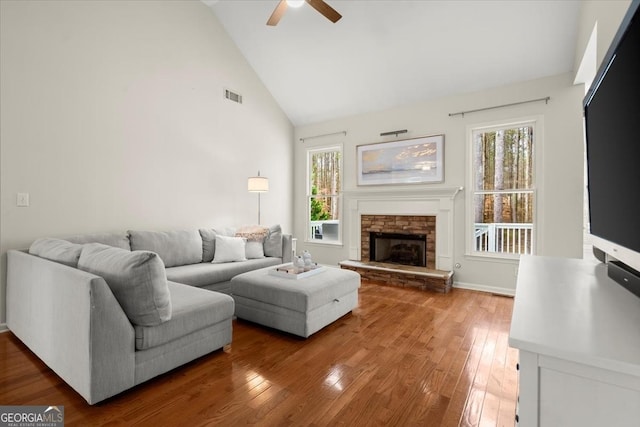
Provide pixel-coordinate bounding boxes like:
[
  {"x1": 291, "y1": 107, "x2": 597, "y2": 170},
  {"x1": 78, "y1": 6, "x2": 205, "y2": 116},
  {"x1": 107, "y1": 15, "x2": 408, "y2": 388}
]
[{"x1": 268, "y1": 0, "x2": 341, "y2": 26}]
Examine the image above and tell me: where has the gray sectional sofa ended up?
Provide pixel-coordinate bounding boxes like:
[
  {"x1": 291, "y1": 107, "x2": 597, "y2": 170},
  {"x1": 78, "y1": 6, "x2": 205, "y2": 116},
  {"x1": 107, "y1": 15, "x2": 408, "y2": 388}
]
[{"x1": 6, "y1": 225, "x2": 292, "y2": 405}]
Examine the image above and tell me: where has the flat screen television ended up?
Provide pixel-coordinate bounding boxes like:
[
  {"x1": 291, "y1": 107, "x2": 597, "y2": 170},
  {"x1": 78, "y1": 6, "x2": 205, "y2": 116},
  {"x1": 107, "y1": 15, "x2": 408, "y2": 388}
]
[{"x1": 584, "y1": 0, "x2": 640, "y2": 294}]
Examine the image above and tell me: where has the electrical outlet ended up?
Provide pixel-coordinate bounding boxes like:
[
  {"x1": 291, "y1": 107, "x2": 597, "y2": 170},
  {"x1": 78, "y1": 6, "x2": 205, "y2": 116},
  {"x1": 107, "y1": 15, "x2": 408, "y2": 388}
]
[{"x1": 17, "y1": 193, "x2": 30, "y2": 207}]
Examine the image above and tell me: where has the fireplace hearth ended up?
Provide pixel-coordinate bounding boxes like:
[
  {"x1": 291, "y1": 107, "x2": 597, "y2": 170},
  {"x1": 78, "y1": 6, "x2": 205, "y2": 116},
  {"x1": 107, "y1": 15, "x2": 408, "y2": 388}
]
[{"x1": 341, "y1": 191, "x2": 460, "y2": 293}]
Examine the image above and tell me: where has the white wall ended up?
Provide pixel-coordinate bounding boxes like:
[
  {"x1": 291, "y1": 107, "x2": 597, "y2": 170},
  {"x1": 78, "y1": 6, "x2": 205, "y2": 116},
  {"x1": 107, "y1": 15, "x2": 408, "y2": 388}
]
[
  {"x1": 0, "y1": 1, "x2": 294, "y2": 325},
  {"x1": 574, "y1": 0, "x2": 632, "y2": 74},
  {"x1": 293, "y1": 73, "x2": 585, "y2": 295}
]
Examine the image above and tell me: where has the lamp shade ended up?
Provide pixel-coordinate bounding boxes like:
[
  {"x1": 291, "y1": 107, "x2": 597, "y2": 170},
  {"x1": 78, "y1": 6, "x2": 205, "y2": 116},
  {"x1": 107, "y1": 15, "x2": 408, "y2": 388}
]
[{"x1": 248, "y1": 176, "x2": 269, "y2": 193}]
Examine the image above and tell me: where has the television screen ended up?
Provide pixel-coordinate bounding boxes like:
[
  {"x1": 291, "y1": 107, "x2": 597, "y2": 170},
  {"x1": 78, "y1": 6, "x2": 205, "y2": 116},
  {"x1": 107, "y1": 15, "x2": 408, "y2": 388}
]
[{"x1": 585, "y1": 2, "x2": 640, "y2": 259}]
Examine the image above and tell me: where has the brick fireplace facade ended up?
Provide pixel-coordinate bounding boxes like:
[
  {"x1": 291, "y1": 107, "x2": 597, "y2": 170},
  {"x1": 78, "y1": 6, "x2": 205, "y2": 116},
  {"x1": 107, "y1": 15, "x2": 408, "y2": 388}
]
[
  {"x1": 360, "y1": 215, "x2": 436, "y2": 269},
  {"x1": 340, "y1": 189, "x2": 460, "y2": 293},
  {"x1": 340, "y1": 214, "x2": 452, "y2": 293}
]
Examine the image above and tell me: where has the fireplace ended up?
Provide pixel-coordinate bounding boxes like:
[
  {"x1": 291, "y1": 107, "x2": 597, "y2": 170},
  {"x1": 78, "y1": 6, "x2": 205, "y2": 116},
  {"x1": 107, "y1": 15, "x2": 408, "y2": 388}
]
[
  {"x1": 341, "y1": 191, "x2": 458, "y2": 293},
  {"x1": 369, "y1": 232, "x2": 427, "y2": 267},
  {"x1": 360, "y1": 214, "x2": 436, "y2": 270}
]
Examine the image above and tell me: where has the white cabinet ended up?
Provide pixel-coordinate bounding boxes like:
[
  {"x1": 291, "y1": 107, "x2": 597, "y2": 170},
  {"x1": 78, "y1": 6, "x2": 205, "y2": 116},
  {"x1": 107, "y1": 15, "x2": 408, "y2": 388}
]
[{"x1": 509, "y1": 256, "x2": 640, "y2": 427}]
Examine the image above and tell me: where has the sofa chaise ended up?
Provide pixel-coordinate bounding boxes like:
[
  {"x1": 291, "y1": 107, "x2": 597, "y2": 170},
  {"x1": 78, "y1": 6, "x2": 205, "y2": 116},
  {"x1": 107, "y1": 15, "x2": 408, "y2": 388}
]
[{"x1": 6, "y1": 225, "x2": 292, "y2": 405}]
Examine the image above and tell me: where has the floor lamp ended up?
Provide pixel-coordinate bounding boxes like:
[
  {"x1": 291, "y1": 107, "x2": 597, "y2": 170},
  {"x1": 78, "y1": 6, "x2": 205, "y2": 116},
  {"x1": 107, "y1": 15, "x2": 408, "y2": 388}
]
[{"x1": 247, "y1": 171, "x2": 269, "y2": 224}]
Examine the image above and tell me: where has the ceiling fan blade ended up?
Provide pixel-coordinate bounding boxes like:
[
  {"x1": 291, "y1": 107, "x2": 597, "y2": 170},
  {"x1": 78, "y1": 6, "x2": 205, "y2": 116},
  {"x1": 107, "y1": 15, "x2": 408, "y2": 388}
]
[
  {"x1": 267, "y1": 0, "x2": 288, "y2": 26},
  {"x1": 305, "y1": 0, "x2": 342, "y2": 23}
]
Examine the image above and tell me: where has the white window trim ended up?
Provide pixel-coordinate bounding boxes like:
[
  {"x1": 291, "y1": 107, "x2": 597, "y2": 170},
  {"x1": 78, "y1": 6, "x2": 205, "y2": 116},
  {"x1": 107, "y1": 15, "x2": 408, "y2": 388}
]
[
  {"x1": 305, "y1": 144, "x2": 343, "y2": 245},
  {"x1": 465, "y1": 116, "x2": 544, "y2": 259}
]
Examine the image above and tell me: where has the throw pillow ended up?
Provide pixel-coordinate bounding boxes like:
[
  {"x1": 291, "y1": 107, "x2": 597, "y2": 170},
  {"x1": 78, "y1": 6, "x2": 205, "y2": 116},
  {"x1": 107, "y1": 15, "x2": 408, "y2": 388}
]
[
  {"x1": 236, "y1": 225, "x2": 269, "y2": 259},
  {"x1": 263, "y1": 224, "x2": 283, "y2": 257},
  {"x1": 212, "y1": 235, "x2": 247, "y2": 263},
  {"x1": 29, "y1": 238, "x2": 83, "y2": 268},
  {"x1": 245, "y1": 241, "x2": 265, "y2": 259},
  {"x1": 199, "y1": 229, "x2": 217, "y2": 263},
  {"x1": 236, "y1": 225, "x2": 269, "y2": 240},
  {"x1": 199, "y1": 227, "x2": 236, "y2": 263},
  {"x1": 78, "y1": 243, "x2": 172, "y2": 326}
]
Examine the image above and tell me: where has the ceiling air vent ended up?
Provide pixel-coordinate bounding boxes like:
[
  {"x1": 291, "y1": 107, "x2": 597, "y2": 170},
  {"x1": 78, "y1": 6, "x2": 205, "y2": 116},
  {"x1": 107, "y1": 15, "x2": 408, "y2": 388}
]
[{"x1": 224, "y1": 89, "x2": 242, "y2": 104}]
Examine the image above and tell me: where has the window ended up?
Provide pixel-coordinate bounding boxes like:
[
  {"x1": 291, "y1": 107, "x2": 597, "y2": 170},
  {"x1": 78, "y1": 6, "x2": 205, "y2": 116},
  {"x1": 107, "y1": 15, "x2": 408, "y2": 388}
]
[
  {"x1": 468, "y1": 121, "x2": 536, "y2": 257},
  {"x1": 307, "y1": 146, "x2": 342, "y2": 243}
]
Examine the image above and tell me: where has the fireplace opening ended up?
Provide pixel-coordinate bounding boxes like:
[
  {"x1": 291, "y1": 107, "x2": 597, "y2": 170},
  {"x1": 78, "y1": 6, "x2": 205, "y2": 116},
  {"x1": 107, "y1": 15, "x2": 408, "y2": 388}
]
[{"x1": 369, "y1": 232, "x2": 427, "y2": 267}]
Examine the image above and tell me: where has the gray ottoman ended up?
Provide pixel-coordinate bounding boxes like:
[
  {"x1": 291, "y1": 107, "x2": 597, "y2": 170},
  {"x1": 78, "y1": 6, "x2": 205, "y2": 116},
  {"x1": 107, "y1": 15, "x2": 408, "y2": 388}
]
[{"x1": 230, "y1": 265, "x2": 360, "y2": 338}]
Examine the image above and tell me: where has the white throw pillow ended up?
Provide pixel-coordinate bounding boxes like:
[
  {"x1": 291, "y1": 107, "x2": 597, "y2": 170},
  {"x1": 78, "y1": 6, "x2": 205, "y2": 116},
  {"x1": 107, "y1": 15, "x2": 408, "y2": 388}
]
[
  {"x1": 245, "y1": 241, "x2": 265, "y2": 259},
  {"x1": 236, "y1": 225, "x2": 268, "y2": 259},
  {"x1": 212, "y1": 235, "x2": 247, "y2": 263}
]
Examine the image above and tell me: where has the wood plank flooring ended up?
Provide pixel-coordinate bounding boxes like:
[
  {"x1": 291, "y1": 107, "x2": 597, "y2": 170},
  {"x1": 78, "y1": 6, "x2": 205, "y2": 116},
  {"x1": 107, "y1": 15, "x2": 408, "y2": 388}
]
[{"x1": 0, "y1": 281, "x2": 518, "y2": 426}]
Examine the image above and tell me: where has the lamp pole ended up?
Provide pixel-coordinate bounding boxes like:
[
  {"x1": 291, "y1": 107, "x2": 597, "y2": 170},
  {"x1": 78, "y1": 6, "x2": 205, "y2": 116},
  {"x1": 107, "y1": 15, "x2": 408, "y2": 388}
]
[{"x1": 248, "y1": 171, "x2": 269, "y2": 225}]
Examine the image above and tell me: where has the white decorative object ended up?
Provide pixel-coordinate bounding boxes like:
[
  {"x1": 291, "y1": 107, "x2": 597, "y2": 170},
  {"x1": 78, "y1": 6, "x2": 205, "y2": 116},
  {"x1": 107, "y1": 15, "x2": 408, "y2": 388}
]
[{"x1": 302, "y1": 250, "x2": 313, "y2": 270}]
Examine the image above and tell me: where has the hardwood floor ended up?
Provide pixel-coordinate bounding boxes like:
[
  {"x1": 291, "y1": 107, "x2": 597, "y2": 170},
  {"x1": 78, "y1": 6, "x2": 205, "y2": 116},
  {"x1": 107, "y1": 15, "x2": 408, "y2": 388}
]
[{"x1": 0, "y1": 281, "x2": 518, "y2": 426}]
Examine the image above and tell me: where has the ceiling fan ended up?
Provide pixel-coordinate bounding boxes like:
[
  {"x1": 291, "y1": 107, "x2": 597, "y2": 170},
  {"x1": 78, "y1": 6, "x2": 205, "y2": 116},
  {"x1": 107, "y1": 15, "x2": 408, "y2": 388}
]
[{"x1": 267, "y1": 0, "x2": 342, "y2": 26}]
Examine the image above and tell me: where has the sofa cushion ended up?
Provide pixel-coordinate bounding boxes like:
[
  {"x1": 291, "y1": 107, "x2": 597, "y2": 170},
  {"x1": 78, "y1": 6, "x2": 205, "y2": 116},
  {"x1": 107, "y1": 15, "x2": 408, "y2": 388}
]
[
  {"x1": 245, "y1": 241, "x2": 264, "y2": 259},
  {"x1": 134, "y1": 281, "x2": 234, "y2": 350},
  {"x1": 236, "y1": 225, "x2": 269, "y2": 259},
  {"x1": 65, "y1": 232, "x2": 131, "y2": 250},
  {"x1": 78, "y1": 243, "x2": 171, "y2": 326},
  {"x1": 129, "y1": 230, "x2": 202, "y2": 267},
  {"x1": 199, "y1": 229, "x2": 217, "y2": 263},
  {"x1": 264, "y1": 224, "x2": 283, "y2": 257},
  {"x1": 212, "y1": 235, "x2": 247, "y2": 263},
  {"x1": 165, "y1": 257, "x2": 282, "y2": 288},
  {"x1": 199, "y1": 227, "x2": 237, "y2": 263},
  {"x1": 28, "y1": 238, "x2": 84, "y2": 267}
]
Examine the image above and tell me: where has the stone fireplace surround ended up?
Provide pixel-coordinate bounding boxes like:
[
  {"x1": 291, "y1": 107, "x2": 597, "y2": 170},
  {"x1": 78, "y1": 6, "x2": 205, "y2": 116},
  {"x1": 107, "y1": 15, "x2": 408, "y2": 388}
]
[
  {"x1": 339, "y1": 188, "x2": 460, "y2": 293},
  {"x1": 361, "y1": 215, "x2": 435, "y2": 269}
]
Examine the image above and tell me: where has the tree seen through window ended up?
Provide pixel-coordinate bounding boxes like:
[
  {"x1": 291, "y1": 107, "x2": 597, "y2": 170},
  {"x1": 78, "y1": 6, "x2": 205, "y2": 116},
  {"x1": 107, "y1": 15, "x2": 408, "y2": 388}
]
[
  {"x1": 308, "y1": 147, "x2": 341, "y2": 241},
  {"x1": 472, "y1": 124, "x2": 535, "y2": 255}
]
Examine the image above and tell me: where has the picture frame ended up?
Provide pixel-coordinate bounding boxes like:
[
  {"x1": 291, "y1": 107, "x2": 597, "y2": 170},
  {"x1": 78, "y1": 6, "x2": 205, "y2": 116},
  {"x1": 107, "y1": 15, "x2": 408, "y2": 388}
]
[{"x1": 357, "y1": 134, "x2": 444, "y2": 186}]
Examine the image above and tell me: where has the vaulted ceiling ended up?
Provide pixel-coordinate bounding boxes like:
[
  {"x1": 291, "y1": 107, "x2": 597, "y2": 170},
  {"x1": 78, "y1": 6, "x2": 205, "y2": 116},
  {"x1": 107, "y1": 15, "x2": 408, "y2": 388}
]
[{"x1": 206, "y1": 1, "x2": 581, "y2": 126}]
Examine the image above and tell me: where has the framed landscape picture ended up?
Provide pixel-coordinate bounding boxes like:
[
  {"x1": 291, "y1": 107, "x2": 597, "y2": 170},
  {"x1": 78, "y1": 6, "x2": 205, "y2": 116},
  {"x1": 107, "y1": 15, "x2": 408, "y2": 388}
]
[{"x1": 357, "y1": 135, "x2": 444, "y2": 186}]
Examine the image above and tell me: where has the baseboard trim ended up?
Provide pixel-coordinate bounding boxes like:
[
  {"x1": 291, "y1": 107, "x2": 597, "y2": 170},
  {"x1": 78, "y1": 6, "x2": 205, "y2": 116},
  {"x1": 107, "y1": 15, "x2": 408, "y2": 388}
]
[
  {"x1": 0, "y1": 323, "x2": 9, "y2": 333},
  {"x1": 453, "y1": 281, "x2": 515, "y2": 297}
]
